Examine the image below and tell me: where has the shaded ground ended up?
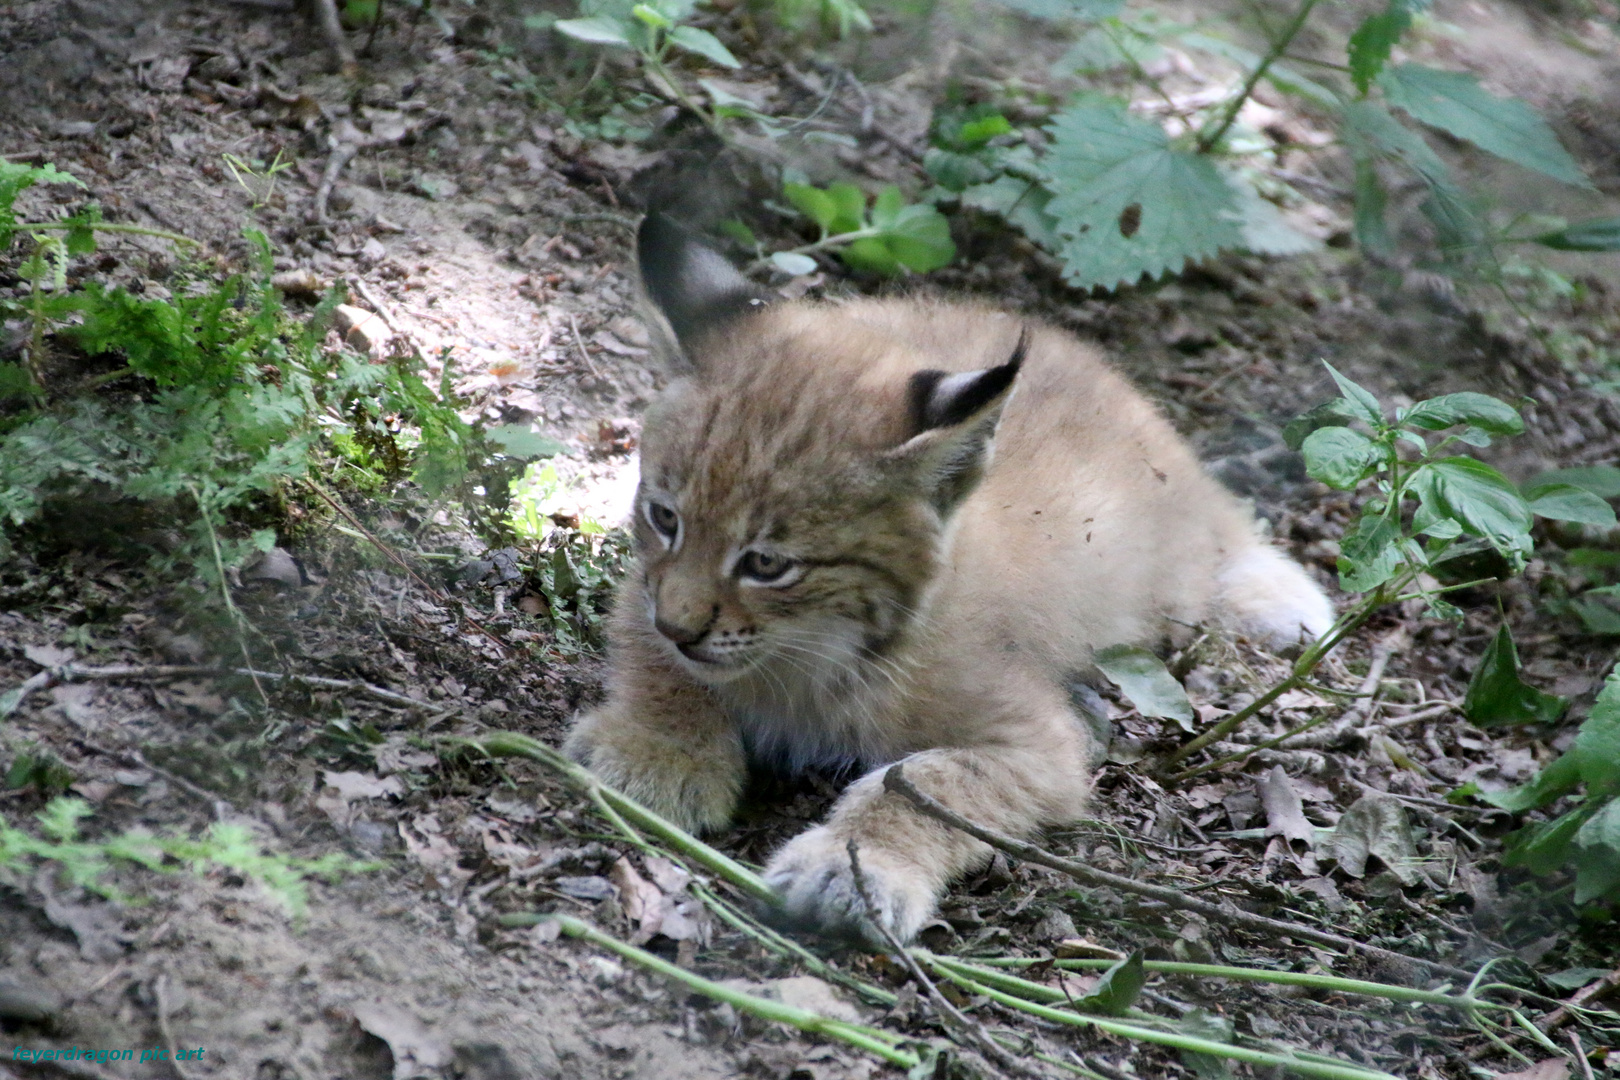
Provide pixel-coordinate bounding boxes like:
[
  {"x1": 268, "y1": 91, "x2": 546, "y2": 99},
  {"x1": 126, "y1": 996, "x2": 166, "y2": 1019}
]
[{"x1": 2, "y1": 0, "x2": 1620, "y2": 1077}]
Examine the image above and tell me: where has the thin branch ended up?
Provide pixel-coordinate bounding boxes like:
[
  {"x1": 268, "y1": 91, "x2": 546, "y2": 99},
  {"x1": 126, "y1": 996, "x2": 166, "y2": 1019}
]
[
  {"x1": 881, "y1": 764, "x2": 1474, "y2": 980},
  {"x1": 846, "y1": 841, "x2": 1051, "y2": 1080},
  {"x1": 6, "y1": 661, "x2": 429, "y2": 716},
  {"x1": 1539, "y1": 965, "x2": 1620, "y2": 1033},
  {"x1": 310, "y1": 0, "x2": 359, "y2": 76},
  {"x1": 1196, "y1": 0, "x2": 1322, "y2": 153}
]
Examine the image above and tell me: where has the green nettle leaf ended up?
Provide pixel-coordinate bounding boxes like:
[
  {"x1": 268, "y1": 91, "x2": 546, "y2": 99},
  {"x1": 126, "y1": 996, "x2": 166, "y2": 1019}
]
[
  {"x1": 665, "y1": 25, "x2": 740, "y2": 68},
  {"x1": 1043, "y1": 98, "x2": 1243, "y2": 291},
  {"x1": 1377, "y1": 64, "x2": 1592, "y2": 189},
  {"x1": 1340, "y1": 100, "x2": 1483, "y2": 253},
  {"x1": 1227, "y1": 175, "x2": 1319, "y2": 256},
  {"x1": 1533, "y1": 216, "x2": 1620, "y2": 252},
  {"x1": 1092, "y1": 644, "x2": 1194, "y2": 731},
  {"x1": 959, "y1": 177, "x2": 1065, "y2": 253},
  {"x1": 1419, "y1": 457, "x2": 1533, "y2": 547},
  {"x1": 1338, "y1": 513, "x2": 1403, "y2": 592},
  {"x1": 1077, "y1": 951, "x2": 1146, "y2": 1015},
  {"x1": 1401, "y1": 392, "x2": 1522, "y2": 435},
  {"x1": 1526, "y1": 483, "x2": 1617, "y2": 526},
  {"x1": 1347, "y1": 5, "x2": 1412, "y2": 96},
  {"x1": 1572, "y1": 799, "x2": 1620, "y2": 903},
  {"x1": 1463, "y1": 624, "x2": 1568, "y2": 727},
  {"x1": 1301, "y1": 426, "x2": 1378, "y2": 490},
  {"x1": 553, "y1": 15, "x2": 633, "y2": 45},
  {"x1": 1573, "y1": 594, "x2": 1620, "y2": 636},
  {"x1": 485, "y1": 424, "x2": 566, "y2": 461},
  {"x1": 1351, "y1": 159, "x2": 1395, "y2": 259},
  {"x1": 1527, "y1": 465, "x2": 1620, "y2": 499}
]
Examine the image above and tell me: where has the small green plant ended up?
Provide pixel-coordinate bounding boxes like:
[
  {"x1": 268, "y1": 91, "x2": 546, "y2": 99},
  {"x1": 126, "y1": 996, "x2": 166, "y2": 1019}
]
[
  {"x1": 221, "y1": 150, "x2": 295, "y2": 209},
  {"x1": 768, "y1": 181, "x2": 956, "y2": 276},
  {"x1": 935, "y1": 0, "x2": 1620, "y2": 291},
  {"x1": 0, "y1": 796, "x2": 369, "y2": 917},
  {"x1": 1484, "y1": 666, "x2": 1620, "y2": 906},
  {"x1": 1161, "y1": 366, "x2": 1610, "y2": 779},
  {"x1": 527, "y1": 525, "x2": 633, "y2": 654},
  {"x1": 554, "y1": 0, "x2": 741, "y2": 134}
]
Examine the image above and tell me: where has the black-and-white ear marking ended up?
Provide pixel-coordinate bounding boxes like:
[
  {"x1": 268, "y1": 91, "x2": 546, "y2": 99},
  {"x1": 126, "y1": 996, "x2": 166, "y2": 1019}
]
[
  {"x1": 905, "y1": 328, "x2": 1027, "y2": 436},
  {"x1": 638, "y1": 213, "x2": 771, "y2": 354}
]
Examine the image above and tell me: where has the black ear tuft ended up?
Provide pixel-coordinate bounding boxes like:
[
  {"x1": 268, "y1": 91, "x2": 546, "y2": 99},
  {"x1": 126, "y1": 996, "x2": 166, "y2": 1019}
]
[
  {"x1": 638, "y1": 213, "x2": 771, "y2": 351},
  {"x1": 905, "y1": 328, "x2": 1027, "y2": 436}
]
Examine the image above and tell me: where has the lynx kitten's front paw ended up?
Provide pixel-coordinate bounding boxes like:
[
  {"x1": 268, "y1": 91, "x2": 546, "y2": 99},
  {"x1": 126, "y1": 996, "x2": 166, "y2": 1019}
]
[
  {"x1": 764, "y1": 826, "x2": 938, "y2": 946},
  {"x1": 564, "y1": 711, "x2": 742, "y2": 834}
]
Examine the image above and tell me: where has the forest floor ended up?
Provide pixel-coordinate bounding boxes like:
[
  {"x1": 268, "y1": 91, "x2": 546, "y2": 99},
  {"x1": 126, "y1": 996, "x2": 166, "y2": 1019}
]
[{"x1": 2, "y1": 0, "x2": 1620, "y2": 1078}]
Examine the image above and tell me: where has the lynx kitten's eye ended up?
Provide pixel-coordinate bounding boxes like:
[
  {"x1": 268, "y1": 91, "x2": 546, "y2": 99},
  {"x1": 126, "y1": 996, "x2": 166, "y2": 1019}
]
[
  {"x1": 646, "y1": 500, "x2": 680, "y2": 540},
  {"x1": 738, "y1": 550, "x2": 796, "y2": 584}
]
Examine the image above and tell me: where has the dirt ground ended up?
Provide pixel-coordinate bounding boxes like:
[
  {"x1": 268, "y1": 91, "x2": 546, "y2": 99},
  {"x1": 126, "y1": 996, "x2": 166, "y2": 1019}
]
[{"x1": 2, "y1": 0, "x2": 1620, "y2": 1077}]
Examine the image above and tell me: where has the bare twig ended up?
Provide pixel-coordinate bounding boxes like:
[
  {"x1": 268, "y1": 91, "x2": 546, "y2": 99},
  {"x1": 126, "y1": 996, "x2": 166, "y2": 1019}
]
[
  {"x1": 312, "y1": 140, "x2": 360, "y2": 222},
  {"x1": 567, "y1": 312, "x2": 600, "y2": 379},
  {"x1": 1570, "y1": 1030, "x2": 1596, "y2": 1080},
  {"x1": 310, "y1": 0, "x2": 358, "y2": 76},
  {"x1": 154, "y1": 975, "x2": 195, "y2": 1080},
  {"x1": 845, "y1": 841, "x2": 1050, "y2": 1080},
  {"x1": 351, "y1": 277, "x2": 405, "y2": 335},
  {"x1": 7, "y1": 661, "x2": 429, "y2": 717},
  {"x1": 881, "y1": 764, "x2": 1474, "y2": 980}
]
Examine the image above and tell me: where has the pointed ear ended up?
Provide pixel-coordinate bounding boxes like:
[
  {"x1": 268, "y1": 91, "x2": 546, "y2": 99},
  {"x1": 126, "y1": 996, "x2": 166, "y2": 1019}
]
[
  {"x1": 638, "y1": 213, "x2": 771, "y2": 370},
  {"x1": 887, "y1": 330, "x2": 1028, "y2": 515}
]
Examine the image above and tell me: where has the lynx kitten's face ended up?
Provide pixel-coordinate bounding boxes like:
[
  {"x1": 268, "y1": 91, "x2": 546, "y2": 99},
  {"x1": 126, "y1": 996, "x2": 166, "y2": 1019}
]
[{"x1": 628, "y1": 336, "x2": 955, "y2": 688}]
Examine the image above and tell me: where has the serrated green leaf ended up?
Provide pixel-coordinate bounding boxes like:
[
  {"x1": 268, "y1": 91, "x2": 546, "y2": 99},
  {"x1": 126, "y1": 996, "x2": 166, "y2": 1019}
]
[
  {"x1": 1378, "y1": 64, "x2": 1591, "y2": 188},
  {"x1": 1338, "y1": 513, "x2": 1403, "y2": 592},
  {"x1": 784, "y1": 182, "x2": 838, "y2": 233},
  {"x1": 1401, "y1": 392, "x2": 1522, "y2": 434},
  {"x1": 1092, "y1": 644, "x2": 1194, "y2": 730},
  {"x1": 1485, "y1": 748, "x2": 1582, "y2": 811},
  {"x1": 486, "y1": 424, "x2": 566, "y2": 461},
  {"x1": 959, "y1": 176, "x2": 1064, "y2": 252},
  {"x1": 1527, "y1": 466, "x2": 1620, "y2": 499},
  {"x1": 1573, "y1": 595, "x2": 1620, "y2": 635},
  {"x1": 1302, "y1": 426, "x2": 1378, "y2": 490},
  {"x1": 1341, "y1": 99, "x2": 1483, "y2": 253},
  {"x1": 666, "y1": 25, "x2": 740, "y2": 68},
  {"x1": 1526, "y1": 483, "x2": 1617, "y2": 526},
  {"x1": 1352, "y1": 159, "x2": 1395, "y2": 258},
  {"x1": 924, "y1": 148, "x2": 995, "y2": 192},
  {"x1": 1322, "y1": 361, "x2": 1383, "y2": 427},
  {"x1": 1348, "y1": 6, "x2": 1412, "y2": 97},
  {"x1": 553, "y1": 15, "x2": 633, "y2": 45},
  {"x1": 1416, "y1": 457, "x2": 1533, "y2": 547},
  {"x1": 1533, "y1": 216, "x2": 1620, "y2": 251},
  {"x1": 1178, "y1": 34, "x2": 1338, "y2": 110},
  {"x1": 1227, "y1": 174, "x2": 1319, "y2": 256},
  {"x1": 1463, "y1": 624, "x2": 1567, "y2": 727},
  {"x1": 1043, "y1": 97, "x2": 1242, "y2": 291}
]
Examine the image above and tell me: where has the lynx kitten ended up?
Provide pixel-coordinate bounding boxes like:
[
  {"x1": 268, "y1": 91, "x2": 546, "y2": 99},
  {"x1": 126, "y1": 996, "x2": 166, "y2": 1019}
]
[{"x1": 565, "y1": 215, "x2": 1333, "y2": 942}]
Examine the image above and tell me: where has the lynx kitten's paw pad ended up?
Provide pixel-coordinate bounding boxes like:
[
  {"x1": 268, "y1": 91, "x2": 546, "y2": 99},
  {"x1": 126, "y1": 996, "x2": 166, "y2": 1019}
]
[{"x1": 763, "y1": 826, "x2": 935, "y2": 946}]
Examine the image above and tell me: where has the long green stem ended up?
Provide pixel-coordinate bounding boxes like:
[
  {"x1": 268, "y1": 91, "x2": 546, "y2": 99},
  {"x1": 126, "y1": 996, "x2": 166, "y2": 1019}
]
[
  {"x1": 545, "y1": 915, "x2": 921, "y2": 1068},
  {"x1": 1196, "y1": 0, "x2": 1322, "y2": 153},
  {"x1": 937, "y1": 954, "x2": 1485, "y2": 1011},
  {"x1": 474, "y1": 731, "x2": 776, "y2": 905},
  {"x1": 747, "y1": 227, "x2": 884, "y2": 273},
  {"x1": 921, "y1": 957, "x2": 1401, "y2": 1080},
  {"x1": 15, "y1": 220, "x2": 197, "y2": 245}
]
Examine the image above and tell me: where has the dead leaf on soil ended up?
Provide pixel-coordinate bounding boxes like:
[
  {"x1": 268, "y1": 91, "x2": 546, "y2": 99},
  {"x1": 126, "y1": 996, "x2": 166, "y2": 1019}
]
[
  {"x1": 1258, "y1": 765, "x2": 1316, "y2": 850},
  {"x1": 1323, "y1": 793, "x2": 1421, "y2": 885},
  {"x1": 351, "y1": 1000, "x2": 453, "y2": 1080},
  {"x1": 49, "y1": 684, "x2": 102, "y2": 730},
  {"x1": 38, "y1": 873, "x2": 128, "y2": 962},
  {"x1": 399, "y1": 814, "x2": 473, "y2": 894},
  {"x1": 22, "y1": 643, "x2": 74, "y2": 668},
  {"x1": 1492, "y1": 1060, "x2": 1571, "y2": 1080}
]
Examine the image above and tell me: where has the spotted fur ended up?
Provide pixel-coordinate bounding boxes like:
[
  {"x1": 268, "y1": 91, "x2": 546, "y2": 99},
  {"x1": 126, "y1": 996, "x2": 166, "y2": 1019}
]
[{"x1": 564, "y1": 216, "x2": 1334, "y2": 943}]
